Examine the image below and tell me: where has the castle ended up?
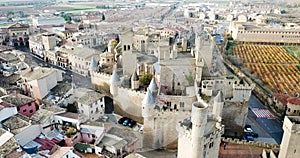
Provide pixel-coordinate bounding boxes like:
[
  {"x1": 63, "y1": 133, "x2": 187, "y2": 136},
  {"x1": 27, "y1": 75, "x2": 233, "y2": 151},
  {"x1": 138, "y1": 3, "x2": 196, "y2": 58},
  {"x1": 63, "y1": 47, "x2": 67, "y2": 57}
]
[{"x1": 90, "y1": 27, "x2": 253, "y2": 156}]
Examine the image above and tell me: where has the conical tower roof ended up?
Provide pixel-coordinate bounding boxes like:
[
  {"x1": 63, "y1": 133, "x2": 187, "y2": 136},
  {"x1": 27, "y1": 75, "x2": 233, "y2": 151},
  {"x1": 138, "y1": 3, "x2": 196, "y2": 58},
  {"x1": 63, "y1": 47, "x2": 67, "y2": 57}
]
[
  {"x1": 90, "y1": 56, "x2": 98, "y2": 69},
  {"x1": 131, "y1": 70, "x2": 139, "y2": 81},
  {"x1": 142, "y1": 88, "x2": 155, "y2": 105},
  {"x1": 148, "y1": 78, "x2": 158, "y2": 92},
  {"x1": 214, "y1": 91, "x2": 224, "y2": 102}
]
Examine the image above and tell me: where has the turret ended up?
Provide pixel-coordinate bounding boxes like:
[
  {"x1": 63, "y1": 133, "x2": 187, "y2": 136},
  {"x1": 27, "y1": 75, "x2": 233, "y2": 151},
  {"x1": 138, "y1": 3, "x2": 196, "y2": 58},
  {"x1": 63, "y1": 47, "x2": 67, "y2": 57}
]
[
  {"x1": 110, "y1": 66, "x2": 121, "y2": 96},
  {"x1": 108, "y1": 40, "x2": 115, "y2": 54},
  {"x1": 213, "y1": 91, "x2": 224, "y2": 120},
  {"x1": 191, "y1": 102, "x2": 208, "y2": 158},
  {"x1": 131, "y1": 70, "x2": 139, "y2": 90},
  {"x1": 89, "y1": 56, "x2": 98, "y2": 72},
  {"x1": 142, "y1": 88, "x2": 155, "y2": 118},
  {"x1": 148, "y1": 78, "x2": 158, "y2": 97}
]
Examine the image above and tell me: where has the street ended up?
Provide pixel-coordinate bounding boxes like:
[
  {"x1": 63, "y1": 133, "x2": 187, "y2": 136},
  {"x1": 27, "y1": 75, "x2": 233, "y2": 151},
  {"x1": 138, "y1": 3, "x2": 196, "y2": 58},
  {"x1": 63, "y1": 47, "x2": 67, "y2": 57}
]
[
  {"x1": 18, "y1": 46, "x2": 92, "y2": 89},
  {"x1": 247, "y1": 94, "x2": 283, "y2": 144}
]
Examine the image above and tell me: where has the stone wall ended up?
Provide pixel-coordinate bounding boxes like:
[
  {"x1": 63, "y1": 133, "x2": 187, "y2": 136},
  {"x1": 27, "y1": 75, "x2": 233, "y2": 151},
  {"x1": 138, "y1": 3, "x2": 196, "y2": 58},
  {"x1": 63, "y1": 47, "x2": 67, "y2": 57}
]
[
  {"x1": 221, "y1": 137, "x2": 280, "y2": 150},
  {"x1": 222, "y1": 99, "x2": 249, "y2": 137}
]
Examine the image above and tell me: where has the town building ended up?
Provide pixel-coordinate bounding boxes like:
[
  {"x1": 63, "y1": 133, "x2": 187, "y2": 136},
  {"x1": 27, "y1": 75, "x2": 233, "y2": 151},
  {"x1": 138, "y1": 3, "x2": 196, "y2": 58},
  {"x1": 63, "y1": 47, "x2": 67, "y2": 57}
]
[
  {"x1": 229, "y1": 21, "x2": 300, "y2": 45},
  {"x1": 21, "y1": 67, "x2": 63, "y2": 100},
  {"x1": 0, "y1": 93, "x2": 37, "y2": 117},
  {"x1": 76, "y1": 91, "x2": 105, "y2": 121},
  {"x1": 6, "y1": 23, "x2": 30, "y2": 47}
]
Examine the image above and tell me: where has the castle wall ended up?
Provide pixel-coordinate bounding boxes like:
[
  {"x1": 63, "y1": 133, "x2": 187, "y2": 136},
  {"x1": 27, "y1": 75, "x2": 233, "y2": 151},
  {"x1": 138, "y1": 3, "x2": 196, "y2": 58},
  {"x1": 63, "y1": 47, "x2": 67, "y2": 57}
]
[
  {"x1": 114, "y1": 87, "x2": 145, "y2": 117},
  {"x1": 143, "y1": 110, "x2": 191, "y2": 149},
  {"x1": 158, "y1": 95, "x2": 197, "y2": 111},
  {"x1": 91, "y1": 72, "x2": 111, "y2": 88},
  {"x1": 222, "y1": 100, "x2": 250, "y2": 137}
]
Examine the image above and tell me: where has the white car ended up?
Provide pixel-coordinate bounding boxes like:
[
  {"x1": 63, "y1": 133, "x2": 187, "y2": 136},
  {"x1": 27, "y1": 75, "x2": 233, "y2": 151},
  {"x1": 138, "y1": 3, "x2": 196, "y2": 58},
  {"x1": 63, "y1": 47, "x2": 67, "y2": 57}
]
[{"x1": 244, "y1": 127, "x2": 253, "y2": 133}]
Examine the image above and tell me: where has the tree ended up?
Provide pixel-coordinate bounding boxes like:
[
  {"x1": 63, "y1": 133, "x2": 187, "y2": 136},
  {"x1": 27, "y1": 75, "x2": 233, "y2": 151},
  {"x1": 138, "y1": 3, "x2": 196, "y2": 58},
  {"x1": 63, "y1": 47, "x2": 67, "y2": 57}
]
[{"x1": 139, "y1": 74, "x2": 153, "y2": 86}]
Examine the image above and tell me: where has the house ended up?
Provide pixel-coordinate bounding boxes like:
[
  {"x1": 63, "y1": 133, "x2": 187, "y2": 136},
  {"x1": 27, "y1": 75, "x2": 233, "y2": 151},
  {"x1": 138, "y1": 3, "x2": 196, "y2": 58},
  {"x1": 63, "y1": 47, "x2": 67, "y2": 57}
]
[
  {"x1": 0, "y1": 128, "x2": 18, "y2": 157},
  {"x1": 72, "y1": 124, "x2": 105, "y2": 145},
  {"x1": 21, "y1": 67, "x2": 63, "y2": 100},
  {"x1": 0, "y1": 93, "x2": 37, "y2": 117},
  {"x1": 77, "y1": 91, "x2": 105, "y2": 121},
  {"x1": 2, "y1": 115, "x2": 31, "y2": 135},
  {"x1": 53, "y1": 112, "x2": 88, "y2": 130},
  {"x1": 7, "y1": 23, "x2": 30, "y2": 47},
  {"x1": 286, "y1": 97, "x2": 300, "y2": 116},
  {"x1": 95, "y1": 127, "x2": 138, "y2": 157},
  {"x1": 273, "y1": 94, "x2": 290, "y2": 112},
  {"x1": 0, "y1": 101, "x2": 17, "y2": 122},
  {"x1": 50, "y1": 147, "x2": 81, "y2": 158},
  {"x1": 56, "y1": 44, "x2": 100, "y2": 75}
]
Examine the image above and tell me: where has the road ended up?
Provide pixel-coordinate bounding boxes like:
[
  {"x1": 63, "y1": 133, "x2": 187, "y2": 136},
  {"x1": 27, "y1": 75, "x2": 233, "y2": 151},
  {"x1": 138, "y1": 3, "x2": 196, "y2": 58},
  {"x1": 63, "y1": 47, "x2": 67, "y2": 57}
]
[
  {"x1": 18, "y1": 46, "x2": 92, "y2": 89},
  {"x1": 247, "y1": 94, "x2": 283, "y2": 144}
]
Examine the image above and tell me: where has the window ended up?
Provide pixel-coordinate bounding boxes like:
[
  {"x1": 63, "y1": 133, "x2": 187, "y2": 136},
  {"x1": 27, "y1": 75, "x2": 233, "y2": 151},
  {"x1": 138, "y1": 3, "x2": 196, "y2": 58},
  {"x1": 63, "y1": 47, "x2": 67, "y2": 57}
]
[
  {"x1": 23, "y1": 109, "x2": 27, "y2": 113},
  {"x1": 29, "y1": 110, "x2": 33, "y2": 113},
  {"x1": 91, "y1": 110, "x2": 93, "y2": 114},
  {"x1": 288, "y1": 108, "x2": 290, "y2": 112},
  {"x1": 96, "y1": 107, "x2": 99, "y2": 112}
]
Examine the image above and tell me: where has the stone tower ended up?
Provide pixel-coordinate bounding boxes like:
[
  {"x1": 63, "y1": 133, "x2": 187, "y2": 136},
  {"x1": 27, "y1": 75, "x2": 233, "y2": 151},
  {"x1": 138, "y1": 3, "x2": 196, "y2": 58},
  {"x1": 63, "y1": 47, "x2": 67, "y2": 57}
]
[
  {"x1": 191, "y1": 102, "x2": 208, "y2": 158},
  {"x1": 110, "y1": 67, "x2": 121, "y2": 96},
  {"x1": 131, "y1": 70, "x2": 139, "y2": 90},
  {"x1": 232, "y1": 80, "x2": 252, "y2": 101},
  {"x1": 120, "y1": 29, "x2": 137, "y2": 76},
  {"x1": 142, "y1": 88, "x2": 156, "y2": 149},
  {"x1": 213, "y1": 91, "x2": 224, "y2": 120},
  {"x1": 279, "y1": 116, "x2": 300, "y2": 158},
  {"x1": 108, "y1": 39, "x2": 115, "y2": 54},
  {"x1": 42, "y1": 33, "x2": 56, "y2": 51}
]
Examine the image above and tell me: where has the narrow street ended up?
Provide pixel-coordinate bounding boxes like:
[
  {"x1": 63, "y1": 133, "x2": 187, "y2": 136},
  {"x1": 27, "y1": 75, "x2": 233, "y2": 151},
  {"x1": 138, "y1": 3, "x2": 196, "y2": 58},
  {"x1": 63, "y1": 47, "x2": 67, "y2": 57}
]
[{"x1": 246, "y1": 94, "x2": 283, "y2": 144}]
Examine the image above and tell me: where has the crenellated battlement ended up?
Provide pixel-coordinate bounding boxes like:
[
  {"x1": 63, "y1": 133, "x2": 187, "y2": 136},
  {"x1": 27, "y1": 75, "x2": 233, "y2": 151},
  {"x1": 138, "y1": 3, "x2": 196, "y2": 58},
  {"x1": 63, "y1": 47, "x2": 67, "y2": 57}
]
[
  {"x1": 117, "y1": 86, "x2": 146, "y2": 96},
  {"x1": 221, "y1": 137, "x2": 280, "y2": 150}
]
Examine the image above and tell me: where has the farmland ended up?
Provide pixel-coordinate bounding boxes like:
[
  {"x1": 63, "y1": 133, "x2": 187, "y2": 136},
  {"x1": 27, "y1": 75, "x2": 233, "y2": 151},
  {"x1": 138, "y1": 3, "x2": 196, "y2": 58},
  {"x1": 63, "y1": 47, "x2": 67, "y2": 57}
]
[{"x1": 232, "y1": 45, "x2": 300, "y2": 95}]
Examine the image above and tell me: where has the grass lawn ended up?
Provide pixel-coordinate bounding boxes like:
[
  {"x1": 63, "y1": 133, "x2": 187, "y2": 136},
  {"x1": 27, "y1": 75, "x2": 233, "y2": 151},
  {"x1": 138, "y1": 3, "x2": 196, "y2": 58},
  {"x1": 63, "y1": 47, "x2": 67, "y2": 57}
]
[{"x1": 285, "y1": 46, "x2": 300, "y2": 60}]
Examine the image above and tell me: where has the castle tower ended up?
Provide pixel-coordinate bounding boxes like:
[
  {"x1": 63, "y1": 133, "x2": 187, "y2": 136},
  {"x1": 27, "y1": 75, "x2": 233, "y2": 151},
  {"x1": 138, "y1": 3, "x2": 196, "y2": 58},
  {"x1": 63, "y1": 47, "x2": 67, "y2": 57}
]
[
  {"x1": 191, "y1": 102, "x2": 208, "y2": 158},
  {"x1": 108, "y1": 39, "x2": 115, "y2": 54},
  {"x1": 279, "y1": 116, "x2": 300, "y2": 158},
  {"x1": 110, "y1": 67, "x2": 121, "y2": 96},
  {"x1": 89, "y1": 56, "x2": 98, "y2": 72},
  {"x1": 142, "y1": 88, "x2": 155, "y2": 118},
  {"x1": 131, "y1": 70, "x2": 139, "y2": 90},
  {"x1": 120, "y1": 29, "x2": 137, "y2": 76},
  {"x1": 171, "y1": 44, "x2": 178, "y2": 59},
  {"x1": 42, "y1": 33, "x2": 56, "y2": 51},
  {"x1": 142, "y1": 88, "x2": 156, "y2": 149},
  {"x1": 148, "y1": 78, "x2": 158, "y2": 97},
  {"x1": 213, "y1": 91, "x2": 224, "y2": 120},
  {"x1": 232, "y1": 79, "x2": 253, "y2": 101}
]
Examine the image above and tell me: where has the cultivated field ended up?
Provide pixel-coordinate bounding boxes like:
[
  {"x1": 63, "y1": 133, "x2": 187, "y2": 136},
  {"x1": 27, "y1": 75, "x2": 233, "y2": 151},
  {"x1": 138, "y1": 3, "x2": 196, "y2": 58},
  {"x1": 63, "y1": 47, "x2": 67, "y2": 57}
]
[{"x1": 232, "y1": 45, "x2": 300, "y2": 95}]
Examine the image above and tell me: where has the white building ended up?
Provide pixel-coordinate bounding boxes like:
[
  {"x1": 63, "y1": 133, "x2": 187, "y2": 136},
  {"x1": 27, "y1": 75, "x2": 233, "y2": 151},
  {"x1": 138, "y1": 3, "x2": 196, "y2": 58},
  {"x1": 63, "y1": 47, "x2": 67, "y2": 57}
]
[
  {"x1": 279, "y1": 116, "x2": 300, "y2": 158},
  {"x1": 21, "y1": 67, "x2": 63, "y2": 100},
  {"x1": 32, "y1": 16, "x2": 66, "y2": 27},
  {"x1": 77, "y1": 91, "x2": 105, "y2": 121},
  {"x1": 0, "y1": 101, "x2": 17, "y2": 122}
]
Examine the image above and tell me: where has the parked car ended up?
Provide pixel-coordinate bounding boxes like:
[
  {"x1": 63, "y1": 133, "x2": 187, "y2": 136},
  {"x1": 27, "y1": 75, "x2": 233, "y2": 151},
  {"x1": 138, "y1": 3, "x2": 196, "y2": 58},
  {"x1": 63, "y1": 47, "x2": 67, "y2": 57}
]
[
  {"x1": 244, "y1": 132, "x2": 259, "y2": 138},
  {"x1": 244, "y1": 127, "x2": 253, "y2": 133},
  {"x1": 242, "y1": 135, "x2": 254, "y2": 141},
  {"x1": 123, "y1": 118, "x2": 131, "y2": 126},
  {"x1": 128, "y1": 120, "x2": 136, "y2": 128},
  {"x1": 118, "y1": 117, "x2": 128, "y2": 124},
  {"x1": 245, "y1": 124, "x2": 251, "y2": 128}
]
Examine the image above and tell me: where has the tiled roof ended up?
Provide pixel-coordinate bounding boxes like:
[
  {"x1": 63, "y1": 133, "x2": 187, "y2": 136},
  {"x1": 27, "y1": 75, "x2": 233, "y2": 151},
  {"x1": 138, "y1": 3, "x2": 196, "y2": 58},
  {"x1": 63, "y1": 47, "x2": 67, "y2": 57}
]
[
  {"x1": 0, "y1": 93, "x2": 35, "y2": 107},
  {"x1": 2, "y1": 115, "x2": 31, "y2": 135},
  {"x1": 30, "y1": 108, "x2": 53, "y2": 124},
  {"x1": 0, "y1": 101, "x2": 15, "y2": 110},
  {"x1": 287, "y1": 97, "x2": 300, "y2": 105},
  {"x1": 77, "y1": 91, "x2": 104, "y2": 105},
  {"x1": 0, "y1": 128, "x2": 18, "y2": 157},
  {"x1": 274, "y1": 94, "x2": 290, "y2": 105},
  {"x1": 22, "y1": 67, "x2": 58, "y2": 82}
]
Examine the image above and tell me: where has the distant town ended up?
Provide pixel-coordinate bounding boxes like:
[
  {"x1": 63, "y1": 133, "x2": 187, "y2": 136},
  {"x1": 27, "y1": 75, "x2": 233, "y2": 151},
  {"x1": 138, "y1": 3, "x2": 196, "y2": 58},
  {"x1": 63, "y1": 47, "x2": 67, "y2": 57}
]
[{"x1": 0, "y1": 0, "x2": 300, "y2": 158}]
